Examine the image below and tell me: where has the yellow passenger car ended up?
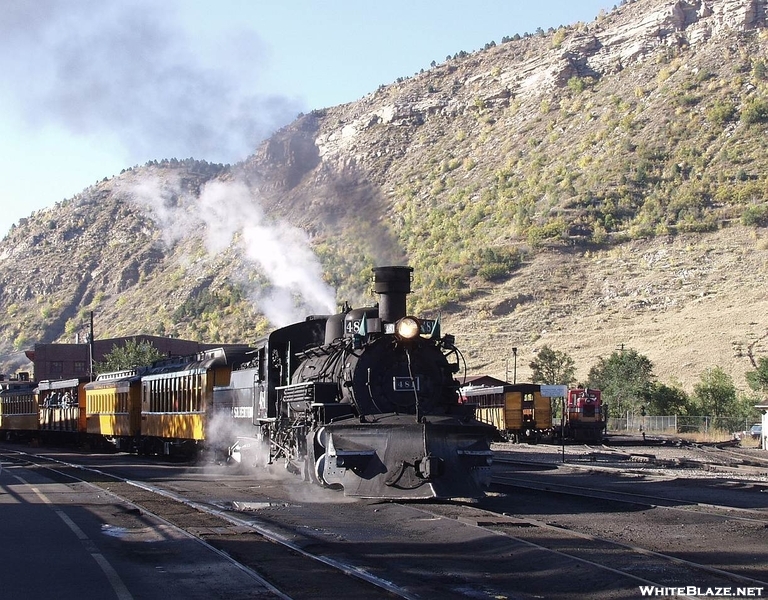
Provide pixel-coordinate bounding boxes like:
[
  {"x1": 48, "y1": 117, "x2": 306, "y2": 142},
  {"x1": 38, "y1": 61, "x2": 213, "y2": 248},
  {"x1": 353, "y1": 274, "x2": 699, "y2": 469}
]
[
  {"x1": 141, "y1": 367, "x2": 209, "y2": 442},
  {"x1": 461, "y1": 383, "x2": 551, "y2": 442},
  {"x1": 138, "y1": 348, "x2": 245, "y2": 455},
  {"x1": 84, "y1": 371, "x2": 142, "y2": 448},
  {"x1": 0, "y1": 378, "x2": 38, "y2": 435}
]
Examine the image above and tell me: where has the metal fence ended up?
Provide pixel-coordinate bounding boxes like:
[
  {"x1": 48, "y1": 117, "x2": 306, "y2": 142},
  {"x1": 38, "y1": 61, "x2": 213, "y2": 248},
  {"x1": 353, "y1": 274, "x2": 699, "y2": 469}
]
[{"x1": 607, "y1": 415, "x2": 755, "y2": 436}]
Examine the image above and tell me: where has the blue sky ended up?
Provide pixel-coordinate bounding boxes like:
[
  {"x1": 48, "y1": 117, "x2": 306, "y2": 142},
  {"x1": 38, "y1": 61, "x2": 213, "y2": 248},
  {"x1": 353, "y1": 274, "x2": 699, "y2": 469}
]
[{"x1": 0, "y1": 1, "x2": 612, "y2": 237}]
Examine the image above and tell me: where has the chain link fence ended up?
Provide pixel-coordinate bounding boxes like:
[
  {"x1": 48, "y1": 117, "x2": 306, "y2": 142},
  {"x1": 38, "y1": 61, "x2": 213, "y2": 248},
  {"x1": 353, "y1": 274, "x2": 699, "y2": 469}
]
[{"x1": 607, "y1": 415, "x2": 755, "y2": 436}]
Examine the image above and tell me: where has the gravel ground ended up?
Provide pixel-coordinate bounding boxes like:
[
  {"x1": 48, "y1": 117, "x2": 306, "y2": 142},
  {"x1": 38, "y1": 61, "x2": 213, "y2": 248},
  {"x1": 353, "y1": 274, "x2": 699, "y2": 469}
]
[
  {"x1": 492, "y1": 436, "x2": 768, "y2": 483},
  {"x1": 490, "y1": 435, "x2": 768, "y2": 587}
]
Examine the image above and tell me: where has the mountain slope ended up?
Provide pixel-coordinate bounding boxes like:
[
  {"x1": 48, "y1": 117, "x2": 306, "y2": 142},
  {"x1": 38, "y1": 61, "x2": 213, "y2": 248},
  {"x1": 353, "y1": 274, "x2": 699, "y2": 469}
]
[{"x1": 1, "y1": 0, "x2": 766, "y2": 394}]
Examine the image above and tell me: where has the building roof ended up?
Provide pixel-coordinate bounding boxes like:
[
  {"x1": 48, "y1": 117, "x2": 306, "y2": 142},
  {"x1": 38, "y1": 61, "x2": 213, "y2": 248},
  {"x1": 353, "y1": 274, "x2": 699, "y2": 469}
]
[{"x1": 461, "y1": 375, "x2": 510, "y2": 387}]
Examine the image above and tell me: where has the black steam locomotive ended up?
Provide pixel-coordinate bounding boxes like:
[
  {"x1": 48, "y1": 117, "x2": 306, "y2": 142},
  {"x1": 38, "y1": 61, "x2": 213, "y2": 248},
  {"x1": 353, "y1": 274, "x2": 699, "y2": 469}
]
[{"x1": 218, "y1": 266, "x2": 495, "y2": 499}]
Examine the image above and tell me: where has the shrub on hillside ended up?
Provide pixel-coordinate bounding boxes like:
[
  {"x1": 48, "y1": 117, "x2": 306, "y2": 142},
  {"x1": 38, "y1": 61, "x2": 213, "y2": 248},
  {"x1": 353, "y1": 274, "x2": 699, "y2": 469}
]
[
  {"x1": 741, "y1": 204, "x2": 768, "y2": 227},
  {"x1": 741, "y1": 98, "x2": 768, "y2": 124},
  {"x1": 473, "y1": 247, "x2": 522, "y2": 281}
]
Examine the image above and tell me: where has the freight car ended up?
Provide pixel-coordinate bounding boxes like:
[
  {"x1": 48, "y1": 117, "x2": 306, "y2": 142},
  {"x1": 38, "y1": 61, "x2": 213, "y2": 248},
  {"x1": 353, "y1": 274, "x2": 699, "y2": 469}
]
[
  {"x1": 0, "y1": 266, "x2": 494, "y2": 500},
  {"x1": 461, "y1": 383, "x2": 551, "y2": 443}
]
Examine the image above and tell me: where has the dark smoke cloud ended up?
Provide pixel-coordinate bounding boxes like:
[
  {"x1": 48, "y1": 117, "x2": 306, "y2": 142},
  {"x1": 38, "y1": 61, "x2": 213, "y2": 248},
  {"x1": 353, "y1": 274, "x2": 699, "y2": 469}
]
[{"x1": 1, "y1": 0, "x2": 305, "y2": 163}]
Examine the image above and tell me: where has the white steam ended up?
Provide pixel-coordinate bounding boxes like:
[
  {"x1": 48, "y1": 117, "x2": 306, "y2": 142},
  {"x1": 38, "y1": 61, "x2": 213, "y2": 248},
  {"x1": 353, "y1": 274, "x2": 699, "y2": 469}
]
[
  {"x1": 200, "y1": 180, "x2": 337, "y2": 324},
  {"x1": 201, "y1": 410, "x2": 356, "y2": 504},
  {"x1": 123, "y1": 175, "x2": 337, "y2": 326}
]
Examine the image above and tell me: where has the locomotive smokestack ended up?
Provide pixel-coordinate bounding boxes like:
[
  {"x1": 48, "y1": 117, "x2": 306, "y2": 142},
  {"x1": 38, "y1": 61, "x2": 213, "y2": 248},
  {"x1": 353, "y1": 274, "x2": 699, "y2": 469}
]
[{"x1": 372, "y1": 266, "x2": 413, "y2": 323}]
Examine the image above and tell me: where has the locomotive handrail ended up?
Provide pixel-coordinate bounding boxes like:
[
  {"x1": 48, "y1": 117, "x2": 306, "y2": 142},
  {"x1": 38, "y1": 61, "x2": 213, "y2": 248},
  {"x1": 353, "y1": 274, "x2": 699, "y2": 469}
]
[
  {"x1": 275, "y1": 382, "x2": 314, "y2": 389},
  {"x1": 296, "y1": 345, "x2": 335, "y2": 359}
]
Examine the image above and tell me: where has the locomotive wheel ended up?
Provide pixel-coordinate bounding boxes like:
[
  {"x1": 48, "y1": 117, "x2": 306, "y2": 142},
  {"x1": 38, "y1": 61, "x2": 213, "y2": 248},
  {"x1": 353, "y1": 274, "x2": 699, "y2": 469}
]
[
  {"x1": 313, "y1": 454, "x2": 327, "y2": 486},
  {"x1": 313, "y1": 453, "x2": 342, "y2": 490},
  {"x1": 306, "y1": 429, "x2": 328, "y2": 485},
  {"x1": 306, "y1": 433, "x2": 337, "y2": 488},
  {"x1": 315, "y1": 426, "x2": 328, "y2": 449}
]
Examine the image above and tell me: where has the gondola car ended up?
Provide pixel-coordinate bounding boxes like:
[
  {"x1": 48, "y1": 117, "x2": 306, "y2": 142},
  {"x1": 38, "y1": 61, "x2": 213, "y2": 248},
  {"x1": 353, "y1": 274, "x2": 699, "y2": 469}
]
[{"x1": 461, "y1": 383, "x2": 551, "y2": 443}]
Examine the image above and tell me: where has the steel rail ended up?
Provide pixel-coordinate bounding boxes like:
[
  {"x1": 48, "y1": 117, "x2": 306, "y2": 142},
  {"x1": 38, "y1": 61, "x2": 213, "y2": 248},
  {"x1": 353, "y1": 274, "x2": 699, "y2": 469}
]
[{"x1": 0, "y1": 447, "x2": 417, "y2": 600}]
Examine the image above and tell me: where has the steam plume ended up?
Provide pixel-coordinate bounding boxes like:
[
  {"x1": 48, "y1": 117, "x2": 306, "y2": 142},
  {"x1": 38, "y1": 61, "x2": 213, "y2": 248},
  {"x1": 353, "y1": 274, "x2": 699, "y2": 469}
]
[{"x1": 122, "y1": 175, "x2": 337, "y2": 326}]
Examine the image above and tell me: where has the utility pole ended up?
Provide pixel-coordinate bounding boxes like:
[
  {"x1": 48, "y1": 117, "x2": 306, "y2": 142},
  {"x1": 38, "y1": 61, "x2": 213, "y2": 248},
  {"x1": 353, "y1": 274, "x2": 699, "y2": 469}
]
[
  {"x1": 512, "y1": 347, "x2": 518, "y2": 384},
  {"x1": 89, "y1": 311, "x2": 95, "y2": 381}
]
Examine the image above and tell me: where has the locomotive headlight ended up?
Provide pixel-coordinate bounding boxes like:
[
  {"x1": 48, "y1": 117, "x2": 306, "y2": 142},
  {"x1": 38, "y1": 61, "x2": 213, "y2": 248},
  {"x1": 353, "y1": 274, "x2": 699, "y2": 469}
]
[{"x1": 395, "y1": 316, "x2": 421, "y2": 340}]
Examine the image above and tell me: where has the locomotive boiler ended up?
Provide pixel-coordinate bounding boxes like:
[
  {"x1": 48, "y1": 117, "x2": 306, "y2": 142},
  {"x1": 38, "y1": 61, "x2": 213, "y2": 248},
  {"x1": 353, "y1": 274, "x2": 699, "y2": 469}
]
[{"x1": 227, "y1": 266, "x2": 495, "y2": 499}]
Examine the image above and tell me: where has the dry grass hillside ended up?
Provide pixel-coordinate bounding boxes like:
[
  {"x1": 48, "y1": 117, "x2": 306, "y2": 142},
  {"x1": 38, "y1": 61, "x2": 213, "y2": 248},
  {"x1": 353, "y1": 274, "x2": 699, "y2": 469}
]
[{"x1": 447, "y1": 224, "x2": 768, "y2": 393}]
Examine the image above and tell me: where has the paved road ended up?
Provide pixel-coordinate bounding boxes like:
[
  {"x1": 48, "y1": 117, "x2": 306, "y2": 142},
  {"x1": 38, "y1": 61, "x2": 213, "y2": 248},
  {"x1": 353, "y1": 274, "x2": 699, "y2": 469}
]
[{"x1": 0, "y1": 456, "x2": 280, "y2": 600}]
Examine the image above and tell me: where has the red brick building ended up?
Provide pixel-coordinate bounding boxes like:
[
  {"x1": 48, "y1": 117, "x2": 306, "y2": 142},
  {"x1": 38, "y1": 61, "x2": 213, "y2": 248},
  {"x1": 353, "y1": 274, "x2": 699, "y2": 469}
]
[{"x1": 25, "y1": 335, "x2": 241, "y2": 382}]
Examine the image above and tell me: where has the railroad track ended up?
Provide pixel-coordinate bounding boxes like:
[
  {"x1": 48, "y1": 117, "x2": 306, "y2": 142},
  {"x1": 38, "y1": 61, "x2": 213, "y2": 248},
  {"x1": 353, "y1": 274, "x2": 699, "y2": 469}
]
[
  {"x1": 6, "y1": 442, "x2": 768, "y2": 599},
  {"x1": 492, "y1": 446, "x2": 768, "y2": 518},
  {"x1": 484, "y1": 447, "x2": 768, "y2": 595},
  {"x1": 599, "y1": 440, "x2": 768, "y2": 474},
  {"x1": 0, "y1": 447, "x2": 415, "y2": 600},
  {"x1": 407, "y1": 500, "x2": 768, "y2": 598},
  {"x1": 491, "y1": 473, "x2": 768, "y2": 524},
  {"x1": 702, "y1": 443, "x2": 768, "y2": 469},
  {"x1": 494, "y1": 444, "x2": 768, "y2": 478}
]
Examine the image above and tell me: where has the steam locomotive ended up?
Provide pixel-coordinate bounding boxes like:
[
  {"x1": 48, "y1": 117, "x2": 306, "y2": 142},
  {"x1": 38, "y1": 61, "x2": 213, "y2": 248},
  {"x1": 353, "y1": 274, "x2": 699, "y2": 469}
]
[
  {"x1": 0, "y1": 266, "x2": 495, "y2": 500},
  {"x1": 218, "y1": 266, "x2": 495, "y2": 499}
]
